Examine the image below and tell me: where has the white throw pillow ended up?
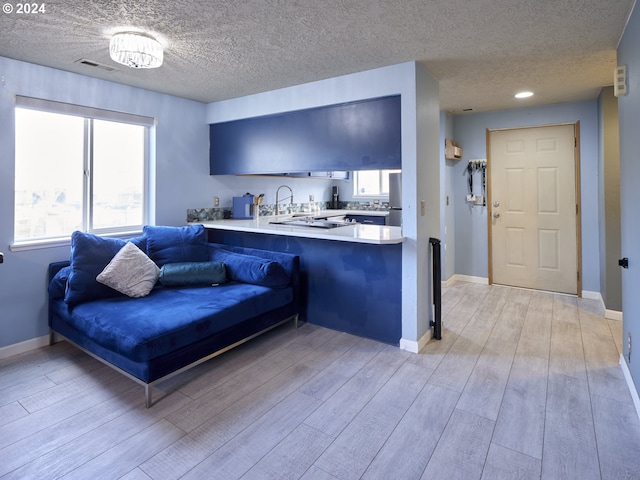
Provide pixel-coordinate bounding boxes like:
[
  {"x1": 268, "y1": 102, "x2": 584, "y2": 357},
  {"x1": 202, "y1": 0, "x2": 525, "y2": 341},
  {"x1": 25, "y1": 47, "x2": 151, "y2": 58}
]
[{"x1": 96, "y1": 242, "x2": 160, "y2": 298}]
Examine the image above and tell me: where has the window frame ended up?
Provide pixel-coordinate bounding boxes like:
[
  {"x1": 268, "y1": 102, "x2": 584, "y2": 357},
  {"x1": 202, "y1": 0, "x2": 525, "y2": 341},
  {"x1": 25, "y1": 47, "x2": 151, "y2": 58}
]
[
  {"x1": 352, "y1": 169, "x2": 401, "y2": 198},
  {"x1": 12, "y1": 96, "x2": 154, "y2": 249}
]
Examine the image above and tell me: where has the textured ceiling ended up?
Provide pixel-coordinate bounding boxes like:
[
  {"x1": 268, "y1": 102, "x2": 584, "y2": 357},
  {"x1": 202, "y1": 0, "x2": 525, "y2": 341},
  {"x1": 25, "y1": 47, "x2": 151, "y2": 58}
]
[{"x1": 0, "y1": 0, "x2": 634, "y2": 113}]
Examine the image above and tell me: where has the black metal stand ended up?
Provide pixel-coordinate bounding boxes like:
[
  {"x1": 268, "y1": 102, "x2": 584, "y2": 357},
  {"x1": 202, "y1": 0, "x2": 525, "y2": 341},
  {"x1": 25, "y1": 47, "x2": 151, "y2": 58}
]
[{"x1": 429, "y1": 237, "x2": 442, "y2": 340}]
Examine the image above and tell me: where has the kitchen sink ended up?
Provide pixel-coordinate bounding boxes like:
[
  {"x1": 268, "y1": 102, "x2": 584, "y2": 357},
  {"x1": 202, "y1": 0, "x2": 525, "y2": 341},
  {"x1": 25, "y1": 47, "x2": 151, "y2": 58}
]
[{"x1": 269, "y1": 218, "x2": 349, "y2": 229}]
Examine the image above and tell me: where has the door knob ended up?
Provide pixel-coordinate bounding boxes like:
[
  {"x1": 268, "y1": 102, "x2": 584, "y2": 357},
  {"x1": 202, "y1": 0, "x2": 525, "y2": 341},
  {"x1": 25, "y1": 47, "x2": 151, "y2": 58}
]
[
  {"x1": 493, "y1": 201, "x2": 500, "y2": 207},
  {"x1": 493, "y1": 212, "x2": 500, "y2": 218},
  {"x1": 619, "y1": 257, "x2": 629, "y2": 269}
]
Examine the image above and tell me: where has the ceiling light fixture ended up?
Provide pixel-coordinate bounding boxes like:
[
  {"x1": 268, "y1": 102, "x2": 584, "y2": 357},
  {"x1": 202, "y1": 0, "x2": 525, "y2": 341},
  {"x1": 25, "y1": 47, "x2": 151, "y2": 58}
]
[
  {"x1": 109, "y1": 32, "x2": 163, "y2": 69},
  {"x1": 515, "y1": 91, "x2": 534, "y2": 99}
]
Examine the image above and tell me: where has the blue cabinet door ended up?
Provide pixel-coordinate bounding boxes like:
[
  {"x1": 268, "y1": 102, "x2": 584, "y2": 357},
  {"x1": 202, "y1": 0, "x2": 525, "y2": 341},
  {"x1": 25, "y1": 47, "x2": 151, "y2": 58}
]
[{"x1": 210, "y1": 95, "x2": 401, "y2": 175}]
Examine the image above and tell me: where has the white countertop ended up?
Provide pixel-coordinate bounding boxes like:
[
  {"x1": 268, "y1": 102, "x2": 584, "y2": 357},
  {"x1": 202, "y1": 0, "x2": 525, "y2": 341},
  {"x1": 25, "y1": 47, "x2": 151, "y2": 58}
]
[{"x1": 194, "y1": 212, "x2": 403, "y2": 245}]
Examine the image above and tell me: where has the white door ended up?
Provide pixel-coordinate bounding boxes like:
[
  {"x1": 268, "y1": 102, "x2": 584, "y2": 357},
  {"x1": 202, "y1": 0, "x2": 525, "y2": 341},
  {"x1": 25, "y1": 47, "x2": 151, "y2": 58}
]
[{"x1": 489, "y1": 124, "x2": 579, "y2": 294}]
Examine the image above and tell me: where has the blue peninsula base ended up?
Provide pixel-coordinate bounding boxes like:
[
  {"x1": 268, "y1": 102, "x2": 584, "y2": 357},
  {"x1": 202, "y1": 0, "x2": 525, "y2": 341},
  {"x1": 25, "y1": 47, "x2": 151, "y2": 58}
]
[{"x1": 206, "y1": 230, "x2": 402, "y2": 345}]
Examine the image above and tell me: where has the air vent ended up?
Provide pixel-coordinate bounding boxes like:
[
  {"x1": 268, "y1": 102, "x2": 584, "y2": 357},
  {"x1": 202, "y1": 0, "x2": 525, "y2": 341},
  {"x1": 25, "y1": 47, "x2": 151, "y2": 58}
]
[{"x1": 75, "y1": 59, "x2": 116, "y2": 72}]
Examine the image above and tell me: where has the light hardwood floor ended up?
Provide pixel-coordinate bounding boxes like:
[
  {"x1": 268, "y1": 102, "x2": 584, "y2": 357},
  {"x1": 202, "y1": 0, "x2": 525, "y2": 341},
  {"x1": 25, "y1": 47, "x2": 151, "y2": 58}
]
[{"x1": 1, "y1": 282, "x2": 640, "y2": 479}]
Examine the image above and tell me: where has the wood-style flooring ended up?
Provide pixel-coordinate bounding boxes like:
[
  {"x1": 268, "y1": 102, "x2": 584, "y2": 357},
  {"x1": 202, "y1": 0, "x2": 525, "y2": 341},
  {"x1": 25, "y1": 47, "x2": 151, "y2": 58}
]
[{"x1": 1, "y1": 282, "x2": 640, "y2": 479}]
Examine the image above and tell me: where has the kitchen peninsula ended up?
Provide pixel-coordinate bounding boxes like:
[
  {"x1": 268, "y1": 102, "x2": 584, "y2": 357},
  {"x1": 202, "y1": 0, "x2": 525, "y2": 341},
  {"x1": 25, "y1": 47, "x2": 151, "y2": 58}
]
[{"x1": 196, "y1": 215, "x2": 404, "y2": 344}]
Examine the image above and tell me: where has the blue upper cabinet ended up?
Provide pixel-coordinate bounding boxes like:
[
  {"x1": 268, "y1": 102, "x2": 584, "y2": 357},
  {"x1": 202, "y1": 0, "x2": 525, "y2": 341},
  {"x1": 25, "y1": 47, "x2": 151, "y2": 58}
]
[{"x1": 209, "y1": 95, "x2": 401, "y2": 175}]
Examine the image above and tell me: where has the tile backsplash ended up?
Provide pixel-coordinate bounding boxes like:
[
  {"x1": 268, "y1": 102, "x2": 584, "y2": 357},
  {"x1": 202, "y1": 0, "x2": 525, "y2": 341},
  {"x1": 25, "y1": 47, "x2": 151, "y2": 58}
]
[{"x1": 187, "y1": 201, "x2": 389, "y2": 222}]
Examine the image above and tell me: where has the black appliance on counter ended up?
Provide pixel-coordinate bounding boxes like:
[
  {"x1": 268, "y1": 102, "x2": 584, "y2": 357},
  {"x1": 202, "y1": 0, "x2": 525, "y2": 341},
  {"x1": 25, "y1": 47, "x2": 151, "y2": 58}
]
[{"x1": 329, "y1": 186, "x2": 340, "y2": 209}]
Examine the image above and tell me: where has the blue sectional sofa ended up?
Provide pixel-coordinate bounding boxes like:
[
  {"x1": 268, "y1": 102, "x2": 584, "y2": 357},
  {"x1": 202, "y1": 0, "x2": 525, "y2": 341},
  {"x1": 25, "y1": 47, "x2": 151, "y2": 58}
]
[{"x1": 48, "y1": 225, "x2": 300, "y2": 407}]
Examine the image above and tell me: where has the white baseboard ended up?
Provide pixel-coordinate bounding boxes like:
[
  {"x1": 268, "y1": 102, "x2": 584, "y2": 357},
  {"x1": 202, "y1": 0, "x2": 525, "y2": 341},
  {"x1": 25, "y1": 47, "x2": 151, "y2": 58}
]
[
  {"x1": 620, "y1": 354, "x2": 640, "y2": 422},
  {"x1": 605, "y1": 309, "x2": 623, "y2": 321},
  {"x1": 400, "y1": 329, "x2": 433, "y2": 353},
  {"x1": 581, "y1": 291, "x2": 623, "y2": 320},
  {"x1": 442, "y1": 278, "x2": 455, "y2": 288},
  {"x1": 582, "y1": 290, "x2": 606, "y2": 317},
  {"x1": 0, "y1": 334, "x2": 50, "y2": 360},
  {"x1": 582, "y1": 290, "x2": 602, "y2": 301},
  {"x1": 443, "y1": 274, "x2": 489, "y2": 288}
]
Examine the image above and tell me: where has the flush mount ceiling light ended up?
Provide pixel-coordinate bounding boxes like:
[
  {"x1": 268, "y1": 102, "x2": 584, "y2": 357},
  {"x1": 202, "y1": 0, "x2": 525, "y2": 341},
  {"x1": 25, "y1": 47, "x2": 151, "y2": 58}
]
[
  {"x1": 515, "y1": 91, "x2": 534, "y2": 99},
  {"x1": 109, "y1": 32, "x2": 163, "y2": 69}
]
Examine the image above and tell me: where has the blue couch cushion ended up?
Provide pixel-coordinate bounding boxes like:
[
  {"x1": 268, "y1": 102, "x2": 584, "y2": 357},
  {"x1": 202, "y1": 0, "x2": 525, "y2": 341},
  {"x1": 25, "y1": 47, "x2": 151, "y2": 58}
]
[
  {"x1": 159, "y1": 261, "x2": 226, "y2": 287},
  {"x1": 144, "y1": 225, "x2": 208, "y2": 267},
  {"x1": 61, "y1": 283, "x2": 293, "y2": 362},
  {"x1": 49, "y1": 266, "x2": 71, "y2": 300},
  {"x1": 64, "y1": 232, "x2": 147, "y2": 306},
  {"x1": 209, "y1": 248, "x2": 290, "y2": 288}
]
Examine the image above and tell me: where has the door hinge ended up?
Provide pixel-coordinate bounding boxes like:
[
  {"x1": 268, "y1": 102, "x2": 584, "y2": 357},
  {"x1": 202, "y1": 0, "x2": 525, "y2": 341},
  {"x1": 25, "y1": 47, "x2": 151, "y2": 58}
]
[
  {"x1": 577, "y1": 271, "x2": 580, "y2": 281},
  {"x1": 576, "y1": 204, "x2": 579, "y2": 215},
  {"x1": 575, "y1": 137, "x2": 577, "y2": 148}
]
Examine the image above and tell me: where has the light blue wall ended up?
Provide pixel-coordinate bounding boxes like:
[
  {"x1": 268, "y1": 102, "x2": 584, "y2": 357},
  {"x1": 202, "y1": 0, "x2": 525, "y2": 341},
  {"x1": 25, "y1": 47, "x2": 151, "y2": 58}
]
[
  {"x1": 451, "y1": 101, "x2": 601, "y2": 292},
  {"x1": 0, "y1": 56, "x2": 209, "y2": 349},
  {"x1": 442, "y1": 112, "x2": 456, "y2": 280},
  {"x1": 207, "y1": 62, "x2": 441, "y2": 346},
  {"x1": 0, "y1": 59, "x2": 441, "y2": 351},
  {"x1": 203, "y1": 64, "x2": 417, "y2": 210},
  {"x1": 617, "y1": 1, "x2": 640, "y2": 394}
]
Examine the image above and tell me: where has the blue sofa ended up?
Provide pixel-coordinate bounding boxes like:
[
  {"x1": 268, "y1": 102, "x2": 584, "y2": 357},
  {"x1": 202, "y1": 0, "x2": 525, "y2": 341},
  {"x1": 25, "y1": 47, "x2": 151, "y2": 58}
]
[{"x1": 48, "y1": 225, "x2": 300, "y2": 407}]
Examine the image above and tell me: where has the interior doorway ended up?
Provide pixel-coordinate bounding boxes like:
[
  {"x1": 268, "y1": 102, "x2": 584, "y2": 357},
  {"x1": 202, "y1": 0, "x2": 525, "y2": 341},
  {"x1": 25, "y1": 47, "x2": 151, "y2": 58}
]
[{"x1": 487, "y1": 123, "x2": 581, "y2": 295}]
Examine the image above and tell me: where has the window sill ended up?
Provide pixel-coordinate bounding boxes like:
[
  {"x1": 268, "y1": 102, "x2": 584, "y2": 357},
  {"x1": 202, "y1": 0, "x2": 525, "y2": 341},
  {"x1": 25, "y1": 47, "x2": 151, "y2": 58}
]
[{"x1": 10, "y1": 230, "x2": 143, "y2": 252}]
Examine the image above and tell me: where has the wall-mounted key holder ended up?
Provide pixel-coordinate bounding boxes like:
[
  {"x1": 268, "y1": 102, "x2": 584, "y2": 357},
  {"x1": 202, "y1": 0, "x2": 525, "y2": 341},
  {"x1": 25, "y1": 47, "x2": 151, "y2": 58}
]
[{"x1": 466, "y1": 159, "x2": 487, "y2": 206}]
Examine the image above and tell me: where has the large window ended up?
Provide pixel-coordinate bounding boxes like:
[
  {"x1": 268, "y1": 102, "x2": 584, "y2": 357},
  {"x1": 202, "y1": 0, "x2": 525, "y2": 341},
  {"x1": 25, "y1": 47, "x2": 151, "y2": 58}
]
[
  {"x1": 353, "y1": 169, "x2": 401, "y2": 197},
  {"x1": 14, "y1": 97, "x2": 152, "y2": 244}
]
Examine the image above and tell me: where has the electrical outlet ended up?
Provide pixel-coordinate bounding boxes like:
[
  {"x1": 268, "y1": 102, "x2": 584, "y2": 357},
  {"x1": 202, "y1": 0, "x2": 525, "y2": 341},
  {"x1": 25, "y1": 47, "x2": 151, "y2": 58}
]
[
  {"x1": 214, "y1": 196, "x2": 219, "y2": 207},
  {"x1": 466, "y1": 194, "x2": 475, "y2": 202},
  {"x1": 309, "y1": 194, "x2": 314, "y2": 202},
  {"x1": 421, "y1": 200, "x2": 426, "y2": 216}
]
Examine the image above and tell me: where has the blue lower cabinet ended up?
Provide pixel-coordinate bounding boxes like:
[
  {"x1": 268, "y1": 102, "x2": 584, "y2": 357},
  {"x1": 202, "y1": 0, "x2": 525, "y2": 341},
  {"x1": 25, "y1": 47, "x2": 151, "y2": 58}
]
[{"x1": 207, "y1": 230, "x2": 402, "y2": 345}]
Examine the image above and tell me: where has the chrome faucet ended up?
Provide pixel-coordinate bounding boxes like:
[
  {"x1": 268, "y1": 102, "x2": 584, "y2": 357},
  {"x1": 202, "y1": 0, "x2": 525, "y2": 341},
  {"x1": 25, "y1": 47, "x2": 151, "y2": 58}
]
[{"x1": 275, "y1": 185, "x2": 293, "y2": 215}]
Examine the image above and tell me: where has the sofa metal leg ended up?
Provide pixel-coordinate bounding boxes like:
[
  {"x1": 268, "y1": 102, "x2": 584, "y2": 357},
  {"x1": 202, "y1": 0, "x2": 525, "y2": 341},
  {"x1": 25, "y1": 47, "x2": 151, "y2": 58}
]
[
  {"x1": 293, "y1": 314, "x2": 299, "y2": 329},
  {"x1": 145, "y1": 385, "x2": 152, "y2": 408},
  {"x1": 49, "y1": 330, "x2": 55, "y2": 346}
]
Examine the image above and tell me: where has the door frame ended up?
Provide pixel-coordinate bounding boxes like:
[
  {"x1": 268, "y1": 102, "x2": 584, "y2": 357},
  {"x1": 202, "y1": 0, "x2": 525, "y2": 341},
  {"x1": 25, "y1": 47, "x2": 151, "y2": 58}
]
[{"x1": 486, "y1": 122, "x2": 582, "y2": 295}]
